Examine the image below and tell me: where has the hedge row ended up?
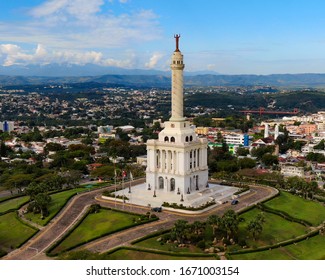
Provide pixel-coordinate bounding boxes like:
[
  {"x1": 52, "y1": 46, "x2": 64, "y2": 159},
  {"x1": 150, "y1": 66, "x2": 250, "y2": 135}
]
[
  {"x1": 162, "y1": 200, "x2": 216, "y2": 211},
  {"x1": 228, "y1": 228, "x2": 320, "y2": 256},
  {"x1": 47, "y1": 208, "x2": 159, "y2": 257},
  {"x1": 234, "y1": 186, "x2": 250, "y2": 195},
  {"x1": 106, "y1": 245, "x2": 219, "y2": 259},
  {"x1": 0, "y1": 194, "x2": 25, "y2": 203},
  {"x1": 256, "y1": 203, "x2": 312, "y2": 227}
]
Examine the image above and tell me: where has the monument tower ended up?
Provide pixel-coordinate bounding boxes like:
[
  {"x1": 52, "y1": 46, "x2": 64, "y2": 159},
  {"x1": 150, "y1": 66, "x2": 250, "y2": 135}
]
[{"x1": 146, "y1": 35, "x2": 209, "y2": 201}]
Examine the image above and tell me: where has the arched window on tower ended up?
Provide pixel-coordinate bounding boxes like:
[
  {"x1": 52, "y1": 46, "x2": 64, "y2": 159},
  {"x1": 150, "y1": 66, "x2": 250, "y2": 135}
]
[
  {"x1": 164, "y1": 136, "x2": 169, "y2": 142},
  {"x1": 190, "y1": 135, "x2": 193, "y2": 142},
  {"x1": 158, "y1": 176, "x2": 164, "y2": 189},
  {"x1": 170, "y1": 178, "x2": 175, "y2": 191},
  {"x1": 185, "y1": 136, "x2": 189, "y2": 142},
  {"x1": 171, "y1": 137, "x2": 175, "y2": 142}
]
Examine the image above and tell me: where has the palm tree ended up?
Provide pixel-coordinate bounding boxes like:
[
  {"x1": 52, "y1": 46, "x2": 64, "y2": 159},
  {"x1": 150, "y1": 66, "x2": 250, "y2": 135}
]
[
  {"x1": 207, "y1": 215, "x2": 221, "y2": 236},
  {"x1": 172, "y1": 220, "x2": 188, "y2": 243},
  {"x1": 192, "y1": 221, "x2": 204, "y2": 235},
  {"x1": 221, "y1": 210, "x2": 239, "y2": 240},
  {"x1": 247, "y1": 212, "x2": 266, "y2": 241},
  {"x1": 247, "y1": 220, "x2": 263, "y2": 241}
]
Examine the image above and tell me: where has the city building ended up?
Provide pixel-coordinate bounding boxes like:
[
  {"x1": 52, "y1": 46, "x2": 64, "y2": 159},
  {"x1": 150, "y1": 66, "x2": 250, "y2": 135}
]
[
  {"x1": 0, "y1": 121, "x2": 15, "y2": 132},
  {"x1": 223, "y1": 133, "x2": 250, "y2": 146},
  {"x1": 280, "y1": 163, "x2": 304, "y2": 177}
]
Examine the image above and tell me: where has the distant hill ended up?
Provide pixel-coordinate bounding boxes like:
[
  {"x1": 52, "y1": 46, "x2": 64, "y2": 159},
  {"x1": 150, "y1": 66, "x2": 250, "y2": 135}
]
[{"x1": 2, "y1": 64, "x2": 325, "y2": 87}]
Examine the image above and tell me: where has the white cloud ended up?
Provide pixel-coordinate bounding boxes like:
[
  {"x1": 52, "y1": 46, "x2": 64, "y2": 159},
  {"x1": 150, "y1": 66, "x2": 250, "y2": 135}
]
[
  {"x1": 0, "y1": 0, "x2": 162, "y2": 67},
  {"x1": 145, "y1": 52, "x2": 163, "y2": 69},
  {"x1": 30, "y1": 0, "x2": 105, "y2": 19},
  {"x1": 0, "y1": 43, "x2": 136, "y2": 67}
]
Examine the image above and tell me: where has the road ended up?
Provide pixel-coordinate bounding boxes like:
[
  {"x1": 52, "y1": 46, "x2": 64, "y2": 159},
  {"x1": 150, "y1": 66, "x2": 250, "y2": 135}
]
[{"x1": 3, "y1": 180, "x2": 277, "y2": 260}]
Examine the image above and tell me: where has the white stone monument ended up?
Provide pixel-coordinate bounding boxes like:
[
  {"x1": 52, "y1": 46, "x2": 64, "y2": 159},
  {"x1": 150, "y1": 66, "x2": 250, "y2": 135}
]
[{"x1": 146, "y1": 35, "x2": 209, "y2": 199}]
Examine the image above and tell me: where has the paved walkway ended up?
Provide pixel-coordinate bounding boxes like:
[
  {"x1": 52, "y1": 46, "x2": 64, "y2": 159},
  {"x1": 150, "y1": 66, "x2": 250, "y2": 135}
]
[{"x1": 2, "y1": 180, "x2": 278, "y2": 260}]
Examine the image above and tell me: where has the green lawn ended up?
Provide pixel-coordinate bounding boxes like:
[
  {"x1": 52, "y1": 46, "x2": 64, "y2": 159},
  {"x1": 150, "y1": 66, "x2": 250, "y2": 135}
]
[
  {"x1": 235, "y1": 208, "x2": 308, "y2": 249},
  {"x1": 0, "y1": 196, "x2": 29, "y2": 214},
  {"x1": 230, "y1": 234, "x2": 325, "y2": 260},
  {"x1": 102, "y1": 248, "x2": 218, "y2": 260},
  {"x1": 24, "y1": 188, "x2": 86, "y2": 226},
  {"x1": 0, "y1": 212, "x2": 38, "y2": 253},
  {"x1": 264, "y1": 191, "x2": 325, "y2": 226},
  {"x1": 50, "y1": 209, "x2": 146, "y2": 255},
  {"x1": 135, "y1": 234, "x2": 203, "y2": 254}
]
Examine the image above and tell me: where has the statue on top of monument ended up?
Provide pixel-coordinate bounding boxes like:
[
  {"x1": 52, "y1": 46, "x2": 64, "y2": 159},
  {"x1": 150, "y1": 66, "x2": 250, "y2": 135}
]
[{"x1": 174, "y1": 34, "x2": 180, "y2": 52}]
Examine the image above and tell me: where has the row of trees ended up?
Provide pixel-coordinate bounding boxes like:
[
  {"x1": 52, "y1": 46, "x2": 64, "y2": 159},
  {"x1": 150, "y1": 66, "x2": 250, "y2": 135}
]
[{"x1": 166, "y1": 210, "x2": 266, "y2": 250}]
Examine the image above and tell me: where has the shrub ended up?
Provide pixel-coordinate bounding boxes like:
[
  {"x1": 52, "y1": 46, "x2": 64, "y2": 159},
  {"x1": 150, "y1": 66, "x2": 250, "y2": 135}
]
[
  {"x1": 89, "y1": 204, "x2": 101, "y2": 214},
  {"x1": 197, "y1": 240, "x2": 206, "y2": 250}
]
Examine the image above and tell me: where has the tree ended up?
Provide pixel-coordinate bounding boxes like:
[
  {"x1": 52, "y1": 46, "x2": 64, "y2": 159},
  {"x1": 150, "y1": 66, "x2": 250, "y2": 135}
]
[
  {"x1": 171, "y1": 220, "x2": 188, "y2": 244},
  {"x1": 251, "y1": 146, "x2": 275, "y2": 159},
  {"x1": 44, "y1": 142, "x2": 65, "y2": 154},
  {"x1": 313, "y1": 139, "x2": 325, "y2": 150},
  {"x1": 220, "y1": 210, "x2": 239, "y2": 240},
  {"x1": 247, "y1": 213, "x2": 266, "y2": 241},
  {"x1": 207, "y1": 215, "x2": 221, "y2": 236},
  {"x1": 0, "y1": 141, "x2": 12, "y2": 157},
  {"x1": 33, "y1": 192, "x2": 51, "y2": 217},
  {"x1": 25, "y1": 182, "x2": 49, "y2": 200},
  {"x1": 261, "y1": 153, "x2": 278, "y2": 166},
  {"x1": 4, "y1": 173, "x2": 33, "y2": 193},
  {"x1": 236, "y1": 147, "x2": 249, "y2": 156},
  {"x1": 193, "y1": 116, "x2": 213, "y2": 127},
  {"x1": 115, "y1": 128, "x2": 130, "y2": 142},
  {"x1": 61, "y1": 170, "x2": 82, "y2": 188},
  {"x1": 306, "y1": 152, "x2": 325, "y2": 163},
  {"x1": 237, "y1": 158, "x2": 256, "y2": 169},
  {"x1": 90, "y1": 165, "x2": 115, "y2": 181}
]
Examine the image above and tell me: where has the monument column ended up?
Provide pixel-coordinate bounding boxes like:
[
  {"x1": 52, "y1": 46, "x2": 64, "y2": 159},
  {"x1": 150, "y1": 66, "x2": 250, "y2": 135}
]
[{"x1": 170, "y1": 34, "x2": 185, "y2": 122}]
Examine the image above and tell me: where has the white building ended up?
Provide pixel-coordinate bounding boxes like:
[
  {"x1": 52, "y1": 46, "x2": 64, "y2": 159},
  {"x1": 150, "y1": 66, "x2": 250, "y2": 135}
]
[
  {"x1": 223, "y1": 133, "x2": 245, "y2": 145},
  {"x1": 280, "y1": 164, "x2": 304, "y2": 177},
  {"x1": 146, "y1": 35, "x2": 209, "y2": 197}
]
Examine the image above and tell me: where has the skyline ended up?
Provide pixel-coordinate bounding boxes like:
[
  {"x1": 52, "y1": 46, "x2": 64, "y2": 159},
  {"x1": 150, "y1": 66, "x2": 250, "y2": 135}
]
[{"x1": 1, "y1": 0, "x2": 325, "y2": 74}]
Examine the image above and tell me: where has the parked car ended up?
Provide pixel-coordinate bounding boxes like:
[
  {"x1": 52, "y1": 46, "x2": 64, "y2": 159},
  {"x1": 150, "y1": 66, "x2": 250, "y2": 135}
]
[
  {"x1": 231, "y1": 200, "x2": 239, "y2": 205},
  {"x1": 151, "y1": 207, "x2": 162, "y2": 212}
]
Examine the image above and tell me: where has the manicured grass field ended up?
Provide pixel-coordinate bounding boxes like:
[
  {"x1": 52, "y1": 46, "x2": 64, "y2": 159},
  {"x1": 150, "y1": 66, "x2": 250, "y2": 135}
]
[
  {"x1": 264, "y1": 191, "x2": 325, "y2": 226},
  {"x1": 230, "y1": 234, "x2": 325, "y2": 260},
  {"x1": 0, "y1": 212, "x2": 38, "y2": 253},
  {"x1": 50, "y1": 209, "x2": 145, "y2": 255},
  {"x1": 24, "y1": 188, "x2": 86, "y2": 226},
  {"x1": 0, "y1": 196, "x2": 29, "y2": 214},
  {"x1": 135, "y1": 235, "x2": 203, "y2": 254},
  {"x1": 236, "y1": 207, "x2": 308, "y2": 248},
  {"x1": 102, "y1": 248, "x2": 218, "y2": 260}
]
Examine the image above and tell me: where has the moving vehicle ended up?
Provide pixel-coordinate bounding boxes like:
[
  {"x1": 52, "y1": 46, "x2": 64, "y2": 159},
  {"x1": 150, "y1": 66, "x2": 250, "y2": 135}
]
[{"x1": 231, "y1": 199, "x2": 239, "y2": 205}]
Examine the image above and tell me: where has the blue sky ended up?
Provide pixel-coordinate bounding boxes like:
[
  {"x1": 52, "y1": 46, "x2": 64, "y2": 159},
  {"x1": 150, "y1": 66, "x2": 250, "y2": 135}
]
[{"x1": 1, "y1": 0, "x2": 325, "y2": 74}]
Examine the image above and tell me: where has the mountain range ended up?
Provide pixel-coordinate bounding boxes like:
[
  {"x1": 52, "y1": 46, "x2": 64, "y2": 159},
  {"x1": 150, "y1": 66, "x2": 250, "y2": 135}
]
[{"x1": 1, "y1": 63, "x2": 325, "y2": 88}]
